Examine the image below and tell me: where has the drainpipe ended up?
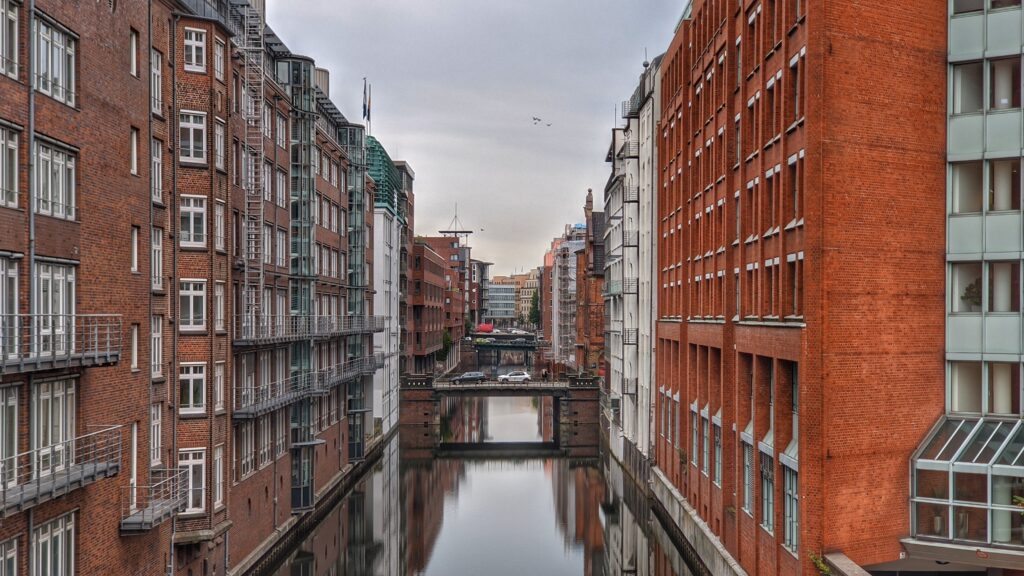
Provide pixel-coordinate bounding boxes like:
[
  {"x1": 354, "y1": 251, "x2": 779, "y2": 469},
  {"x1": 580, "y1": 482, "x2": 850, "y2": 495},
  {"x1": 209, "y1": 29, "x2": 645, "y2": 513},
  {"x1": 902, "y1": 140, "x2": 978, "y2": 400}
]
[
  {"x1": 169, "y1": 12, "x2": 181, "y2": 576},
  {"x1": 27, "y1": 0, "x2": 35, "y2": 342},
  {"x1": 206, "y1": 81, "x2": 216, "y2": 536},
  {"x1": 146, "y1": 0, "x2": 154, "y2": 489}
]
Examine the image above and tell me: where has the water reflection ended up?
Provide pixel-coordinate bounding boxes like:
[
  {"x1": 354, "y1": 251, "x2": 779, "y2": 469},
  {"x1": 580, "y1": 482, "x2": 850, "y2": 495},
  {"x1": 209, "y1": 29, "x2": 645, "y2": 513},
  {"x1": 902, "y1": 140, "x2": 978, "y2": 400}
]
[{"x1": 269, "y1": 396, "x2": 695, "y2": 576}]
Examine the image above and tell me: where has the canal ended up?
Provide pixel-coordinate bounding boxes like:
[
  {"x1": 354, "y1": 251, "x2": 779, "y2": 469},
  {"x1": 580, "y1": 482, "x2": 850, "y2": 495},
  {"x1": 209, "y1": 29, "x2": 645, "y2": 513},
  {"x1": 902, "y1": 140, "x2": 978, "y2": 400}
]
[{"x1": 264, "y1": 396, "x2": 699, "y2": 575}]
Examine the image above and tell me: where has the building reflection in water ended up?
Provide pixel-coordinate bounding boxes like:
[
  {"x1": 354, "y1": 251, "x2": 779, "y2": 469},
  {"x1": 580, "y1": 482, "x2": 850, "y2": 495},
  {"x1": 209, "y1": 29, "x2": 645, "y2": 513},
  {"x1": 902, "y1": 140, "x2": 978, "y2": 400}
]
[{"x1": 271, "y1": 396, "x2": 695, "y2": 576}]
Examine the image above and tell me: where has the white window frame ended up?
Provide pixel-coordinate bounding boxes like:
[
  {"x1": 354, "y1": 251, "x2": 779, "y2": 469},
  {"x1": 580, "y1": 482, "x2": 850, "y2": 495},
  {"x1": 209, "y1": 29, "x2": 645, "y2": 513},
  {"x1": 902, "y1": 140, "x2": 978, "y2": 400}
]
[
  {"x1": 0, "y1": 126, "x2": 17, "y2": 208},
  {"x1": 783, "y1": 464, "x2": 799, "y2": 553},
  {"x1": 183, "y1": 28, "x2": 206, "y2": 73},
  {"x1": 276, "y1": 228, "x2": 286, "y2": 268},
  {"x1": 151, "y1": 227, "x2": 163, "y2": 290},
  {"x1": 237, "y1": 421, "x2": 254, "y2": 479},
  {"x1": 32, "y1": 379, "x2": 75, "y2": 478},
  {"x1": 275, "y1": 408, "x2": 287, "y2": 457},
  {"x1": 33, "y1": 18, "x2": 76, "y2": 106},
  {"x1": 179, "y1": 449, "x2": 205, "y2": 513},
  {"x1": 214, "y1": 121, "x2": 225, "y2": 171},
  {"x1": 130, "y1": 127, "x2": 139, "y2": 174},
  {"x1": 33, "y1": 263, "x2": 74, "y2": 356},
  {"x1": 130, "y1": 226, "x2": 139, "y2": 272},
  {"x1": 213, "y1": 444, "x2": 223, "y2": 508},
  {"x1": 258, "y1": 414, "x2": 271, "y2": 468},
  {"x1": 276, "y1": 114, "x2": 286, "y2": 149},
  {"x1": 214, "y1": 282, "x2": 224, "y2": 331},
  {"x1": 262, "y1": 101, "x2": 272, "y2": 139},
  {"x1": 150, "y1": 403, "x2": 161, "y2": 465},
  {"x1": 150, "y1": 48, "x2": 162, "y2": 114},
  {"x1": 150, "y1": 315, "x2": 162, "y2": 377},
  {"x1": 0, "y1": 0, "x2": 18, "y2": 79},
  {"x1": 262, "y1": 160, "x2": 272, "y2": 201},
  {"x1": 178, "y1": 363, "x2": 206, "y2": 414},
  {"x1": 275, "y1": 168, "x2": 286, "y2": 207},
  {"x1": 151, "y1": 138, "x2": 162, "y2": 202},
  {"x1": 130, "y1": 323, "x2": 138, "y2": 370},
  {"x1": 179, "y1": 111, "x2": 206, "y2": 164},
  {"x1": 32, "y1": 511, "x2": 75, "y2": 576},
  {"x1": 178, "y1": 279, "x2": 206, "y2": 331},
  {"x1": 129, "y1": 28, "x2": 138, "y2": 77},
  {"x1": 179, "y1": 195, "x2": 206, "y2": 247},
  {"x1": 0, "y1": 259, "x2": 14, "y2": 363},
  {"x1": 34, "y1": 141, "x2": 76, "y2": 220},
  {"x1": 214, "y1": 361, "x2": 224, "y2": 411},
  {"x1": 0, "y1": 386, "x2": 16, "y2": 489},
  {"x1": 214, "y1": 201, "x2": 225, "y2": 251},
  {"x1": 213, "y1": 38, "x2": 224, "y2": 81}
]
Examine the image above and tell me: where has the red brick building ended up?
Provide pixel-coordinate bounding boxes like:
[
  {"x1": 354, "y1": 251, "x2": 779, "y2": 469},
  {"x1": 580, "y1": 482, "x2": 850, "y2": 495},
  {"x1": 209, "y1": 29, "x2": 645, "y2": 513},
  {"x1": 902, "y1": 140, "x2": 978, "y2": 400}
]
[
  {"x1": 421, "y1": 236, "x2": 471, "y2": 372},
  {"x1": 575, "y1": 190, "x2": 605, "y2": 374},
  {"x1": 410, "y1": 242, "x2": 446, "y2": 374},
  {"x1": 652, "y1": 1, "x2": 947, "y2": 575}
]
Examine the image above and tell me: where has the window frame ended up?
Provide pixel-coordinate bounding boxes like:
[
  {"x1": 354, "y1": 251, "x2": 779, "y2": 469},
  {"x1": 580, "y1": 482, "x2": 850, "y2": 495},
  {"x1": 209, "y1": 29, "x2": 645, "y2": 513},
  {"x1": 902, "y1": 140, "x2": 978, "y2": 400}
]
[
  {"x1": 150, "y1": 314, "x2": 162, "y2": 377},
  {"x1": 179, "y1": 111, "x2": 207, "y2": 164},
  {"x1": 183, "y1": 27, "x2": 206, "y2": 73},
  {"x1": 150, "y1": 48, "x2": 163, "y2": 114},
  {"x1": 0, "y1": 126, "x2": 17, "y2": 209},
  {"x1": 179, "y1": 195, "x2": 207, "y2": 248},
  {"x1": 34, "y1": 141, "x2": 76, "y2": 221},
  {"x1": 178, "y1": 362, "x2": 206, "y2": 414},
  {"x1": 179, "y1": 449, "x2": 205, "y2": 513},
  {"x1": 150, "y1": 403, "x2": 161, "y2": 465},
  {"x1": 178, "y1": 279, "x2": 206, "y2": 331}
]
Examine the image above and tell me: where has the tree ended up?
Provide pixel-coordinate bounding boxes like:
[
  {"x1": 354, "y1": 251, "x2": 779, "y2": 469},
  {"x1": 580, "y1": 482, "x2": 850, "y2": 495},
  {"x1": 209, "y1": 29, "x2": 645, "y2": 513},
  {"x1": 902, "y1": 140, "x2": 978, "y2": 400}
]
[
  {"x1": 436, "y1": 330, "x2": 452, "y2": 362},
  {"x1": 529, "y1": 291, "x2": 541, "y2": 326}
]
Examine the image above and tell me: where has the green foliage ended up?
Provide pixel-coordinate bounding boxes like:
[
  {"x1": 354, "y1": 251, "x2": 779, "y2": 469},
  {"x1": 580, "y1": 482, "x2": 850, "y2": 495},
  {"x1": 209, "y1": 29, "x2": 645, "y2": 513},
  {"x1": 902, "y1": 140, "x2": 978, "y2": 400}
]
[
  {"x1": 529, "y1": 291, "x2": 541, "y2": 325},
  {"x1": 437, "y1": 330, "x2": 452, "y2": 362},
  {"x1": 808, "y1": 552, "x2": 832, "y2": 576},
  {"x1": 962, "y1": 277, "x2": 982, "y2": 307},
  {"x1": 1015, "y1": 495, "x2": 1024, "y2": 516}
]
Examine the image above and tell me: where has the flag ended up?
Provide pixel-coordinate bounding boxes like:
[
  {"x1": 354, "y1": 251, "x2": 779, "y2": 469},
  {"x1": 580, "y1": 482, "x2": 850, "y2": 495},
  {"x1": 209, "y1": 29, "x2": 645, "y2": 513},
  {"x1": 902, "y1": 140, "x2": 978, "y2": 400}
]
[
  {"x1": 367, "y1": 84, "x2": 372, "y2": 124},
  {"x1": 362, "y1": 78, "x2": 367, "y2": 120}
]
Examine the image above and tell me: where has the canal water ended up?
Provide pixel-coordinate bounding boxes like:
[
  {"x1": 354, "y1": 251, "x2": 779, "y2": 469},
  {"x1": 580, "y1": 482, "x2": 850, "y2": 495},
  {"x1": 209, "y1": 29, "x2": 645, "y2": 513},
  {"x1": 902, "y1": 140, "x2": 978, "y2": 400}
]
[{"x1": 267, "y1": 396, "x2": 698, "y2": 576}]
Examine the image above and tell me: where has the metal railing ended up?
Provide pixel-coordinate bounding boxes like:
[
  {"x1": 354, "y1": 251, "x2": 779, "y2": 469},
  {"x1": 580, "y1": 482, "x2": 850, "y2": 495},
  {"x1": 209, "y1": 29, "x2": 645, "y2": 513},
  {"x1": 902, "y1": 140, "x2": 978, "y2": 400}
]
[
  {"x1": 0, "y1": 425, "x2": 122, "y2": 517},
  {"x1": 623, "y1": 278, "x2": 638, "y2": 294},
  {"x1": 621, "y1": 94, "x2": 641, "y2": 118},
  {"x1": 234, "y1": 371, "x2": 316, "y2": 418},
  {"x1": 623, "y1": 328, "x2": 638, "y2": 345},
  {"x1": 233, "y1": 314, "x2": 387, "y2": 343},
  {"x1": 618, "y1": 141, "x2": 639, "y2": 158},
  {"x1": 622, "y1": 185, "x2": 639, "y2": 203},
  {"x1": 120, "y1": 467, "x2": 187, "y2": 532},
  {"x1": 622, "y1": 377, "x2": 638, "y2": 396},
  {"x1": 0, "y1": 314, "x2": 122, "y2": 375},
  {"x1": 622, "y1": 230, "x2": 639, "y2": 247}
]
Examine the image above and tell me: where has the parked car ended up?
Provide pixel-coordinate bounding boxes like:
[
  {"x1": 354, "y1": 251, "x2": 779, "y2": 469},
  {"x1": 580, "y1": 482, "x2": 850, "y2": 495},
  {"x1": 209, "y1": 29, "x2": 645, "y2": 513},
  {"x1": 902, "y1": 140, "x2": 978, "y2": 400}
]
[
  {"x1": 512, "y1": 338, "x2": 527, "y2": 343},
  {"x1": 452, "y1": 371, "x2": 486, "y2": 382},
  {"x1": 498, "y1": 371, "x2": 531, "y2": 383}
]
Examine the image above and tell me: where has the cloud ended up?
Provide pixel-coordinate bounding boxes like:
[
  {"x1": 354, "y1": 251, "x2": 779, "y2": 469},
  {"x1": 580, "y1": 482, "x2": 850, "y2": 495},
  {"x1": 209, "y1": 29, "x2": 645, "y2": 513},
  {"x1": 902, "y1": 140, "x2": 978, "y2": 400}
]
[{"x1": 266, "y1": 0, "x2": 680, "y2": 275}]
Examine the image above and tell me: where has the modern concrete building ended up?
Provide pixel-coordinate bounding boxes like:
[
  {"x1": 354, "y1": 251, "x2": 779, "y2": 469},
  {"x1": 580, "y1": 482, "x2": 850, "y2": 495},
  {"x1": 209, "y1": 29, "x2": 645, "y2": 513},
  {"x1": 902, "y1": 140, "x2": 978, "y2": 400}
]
[{"x1": 484, "y1": 280, "x2": 517, "y2": 326}]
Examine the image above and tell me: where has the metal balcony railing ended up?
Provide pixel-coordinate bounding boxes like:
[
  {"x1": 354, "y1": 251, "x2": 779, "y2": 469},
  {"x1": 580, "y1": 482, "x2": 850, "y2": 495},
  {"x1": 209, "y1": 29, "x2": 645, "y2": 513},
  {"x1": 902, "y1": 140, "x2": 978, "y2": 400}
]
[
  {"x1": 234, "y1": 372, "x2": 316, "y2": 419},
  {"x1": 622, "y1": 377, "x2": 638, "y2": 396},
  {"x1": 622, "y1": 230, "x2": 639, "y2": 247},
  {"x1": 0, "y1": 425, "x2": 122, "y2": 517},
  {"x1": 621, "y1": 94, "x2": 641, "y2": 118},
  {"x1": 623, "y1": 328, "x2": 638, "y2": 345},
  {"x1": 120, "y1": 467, "x2": 187, "y2": 532},
  {"x1": 618, "y1": 141, "x2": 639, "y2": 158},
  {"x1": 233, "y1": 314, "x2": 387, "y2": 344},
  {"x1": 0, "y1": 314, "x2": 122, "y2": 375},
  {"x1": 622, "y1": 185, "x2": 639, "y2": 203},
  {"x1": 623, "y1": 278, "x2": 638, "y2": 294}
]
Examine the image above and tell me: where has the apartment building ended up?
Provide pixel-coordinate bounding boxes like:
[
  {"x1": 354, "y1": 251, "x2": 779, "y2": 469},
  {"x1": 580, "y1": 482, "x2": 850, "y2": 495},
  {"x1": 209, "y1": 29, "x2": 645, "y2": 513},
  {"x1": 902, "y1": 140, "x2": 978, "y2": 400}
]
[
  {"x1": 576, "y1": 191, "x2": 606, "y2": 374},
  {"x1": 548, "y1": 225, "x2": 586, "y2": 368},
  {"x1": 410, "y1": 242, "x2": 446, "y2": 374},
  {"x1": 395, "y1": 161, "x2": 415, "y2": 377},
  {"x1": 422, "y1": 236, "x2": 471, "y2": 373},
  {"x1": 469, "y1": 258, "x2": 492, "y2": 327},
  {"x1": 484, "y1": 279, "x2": 516, "y2": 327},
  {"x1": 517, "y1": 269, "x2": 540, "y2": 325},
  {"x1": 650, "y1": 1, "x2": 950, "y2": 575}
]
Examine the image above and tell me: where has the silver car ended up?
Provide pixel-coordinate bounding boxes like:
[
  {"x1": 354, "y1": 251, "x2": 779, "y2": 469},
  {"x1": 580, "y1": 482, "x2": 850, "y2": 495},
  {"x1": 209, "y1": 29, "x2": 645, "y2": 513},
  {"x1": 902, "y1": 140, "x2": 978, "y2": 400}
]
[{"x1": 498, "y1": 371, "x2": 531, "y2": 382}]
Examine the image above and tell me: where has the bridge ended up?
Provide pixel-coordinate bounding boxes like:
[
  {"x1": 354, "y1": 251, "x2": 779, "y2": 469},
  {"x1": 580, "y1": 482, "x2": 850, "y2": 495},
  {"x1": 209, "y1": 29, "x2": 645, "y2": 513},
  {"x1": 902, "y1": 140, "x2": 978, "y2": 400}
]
[{"x1": 399, "y1": 375, "x2": 601, "y2": 459}]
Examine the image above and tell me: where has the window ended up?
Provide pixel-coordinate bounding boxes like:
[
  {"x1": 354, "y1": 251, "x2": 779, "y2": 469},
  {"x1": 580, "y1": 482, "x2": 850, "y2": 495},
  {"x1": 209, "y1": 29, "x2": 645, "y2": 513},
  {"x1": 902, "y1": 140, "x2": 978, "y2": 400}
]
[
  {"x1": 34, "y1": 18, "x2": 76, "y2": 106},
  {"x1": 276, "y1": 229, "x2": 287, "y2": 267},
  {"x1": 789, "y1": 56, "x2": 802, "y2": 122},
  {"x1": 214, "y1": 38, "x2": 224, "y2": 81},
  {"x1": 953, "y1": 62, "x2": 983, "y2": 115},
  {"x1": 0, "y1": 0, "x2": 17, "y2": 79},
  {"x1": 179, "y1": 280, "x2": 206, "y2": 330},
  {"x1": 258, "y1": 414, "x2": 271, "y2": 467},
  {"x1": 989, "y1": 261, "x2": 1021, "y2": 312},
  {"x1": 988, "y1": 158, "x2": 1021, "y2": 211},
  {"x1": 179, "y1": 449, "x2": 205, "y2": 513},
  {"x1": 276, "y1": 114, "x2": 286, "y2": 149},
  {"x1": 951, "y1": 262, "x2": 983, "y2": 313},
  {"x1": 993, "y1": 0, "x2": 1023, "y2": 8},
  {"x1": 760, "y1": 451, "x2": 775, "y2": 532},
  {"x1": 151, "y1": 315, "x2": 162, "y2": 377},
  {"x1": 0, "y1": 258, "x2": 13, "y2": 360},
  {"x1": 991, "y1": 57, "x2": 1022, "y2": 110},
  {"x1": 0, "y1": 126, "x2": 15, "y2": 208},
  {"x1": 183, "y1": 28, "x2": 205, "y2": 72},
  {"x1": 214, "y1": 122, "x2": 225, "y2": 170},
  {"x1": 262, "y1": 102, "x2": 272, "y2": 139},
  {"x1": 130, "y1": 323, "x2": 138, "y2": 369},
  {"x1": 214, "y1": 282, "x2": 224, "y2": 331},
  {"x1": 179, "y1": 112, "x2": 206, "y2": 163},
  {"x1": 151, "y1": 138, "x2": 163, "y2": 202},
  {"x1": 150, "y1": 403, "x2": 161, "y2": 464},
  {"x1": 276, "y1": 169, "x2": 286, "y2": 207},
  {"x1": 34, "y1": 264, "x2": 74, "y2": 356},
  {"x1": 215, "y1": 202, "x2": 225, "y2": 251},
  {"x1": 237, "y1": 421, "x2": 254, "y2": 478},
  {"x1": 0, "y1": 537, "x2": 13, "y2": 576},
  {"x1": 690, "y1": 409, "x2": 699, "y2": 465},
  {"x1": 130, "y1": 226, "x2": 139, "y2": 272},
  {"x1": 34, "y1": 142, "x2": 76, "y2": 220},
  {"x1": 179, "y1": 195, "x2": 206, "y2": 247},
  {"x1": 954, "y1": 0, "x2": 984, "y2": 13},
  {"x1": 150, "y1": 49, "x2": 162, "y2": 113},
  {"x1": 0, "y1": 386, "x2": 15, "y2": 488},
  {"x1": 713, "y1": 424, "x2": 722, "y2": 485},
  {"x1": 702, "y1": 417, "x2": 710, "y2": 474},
  {"x1": 151, "y1": 228, "x2": 163, "y2": 290},
  {"x1": 275, "y1": 409, "x2": 287, "y2": 456},
  {"x1": 951, "y1": 361, "x2": 983, "y2": 413},
  {"x1": 129, "y1": 28, "x2": 138, "y2": 76},
  {"x1": 213, "y1": 445, "x2": 223, "y2": 508},
  {"x1": 33, "y1": 512, "x2": 75, "y2": 576},
  {"x1": 263, "y1": 224, "x2": 272, "y2": 264},
  {"x1": 179, "y1": 363, "x2": 205, "y2": 414},
  {"x1": 789, "y1": 0, "x2": 802, "y2": 22},
  {"x1": 214, "y1": 361, "x2": 224, "y2": 410},
  {"x1": 32, "y1": 379, "x2": 75, "y2": 477},
  {"x1": 263, "y1": 161, "x2": 272, "y2": 201},
  {"x1": 783, "y1": 465, "x2": 799, "y2": 552},
  {"x1": 742, "y1": 441, "x2": 754, "y2": 513}
]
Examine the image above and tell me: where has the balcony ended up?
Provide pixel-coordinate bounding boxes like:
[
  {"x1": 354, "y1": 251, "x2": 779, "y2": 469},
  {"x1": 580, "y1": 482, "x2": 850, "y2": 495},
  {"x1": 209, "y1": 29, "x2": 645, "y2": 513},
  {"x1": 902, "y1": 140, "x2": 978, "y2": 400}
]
[
  {"x1": 617, "y1": 141, "x2": 639, "y2": 159},
  {"x1": 622, "y1": 377, "x2": 638, "y2": 396},
  {"x1": 0, "y1": 314, "x2": 122, "y2": 376},
  {"x1": 622, "y1": 185, "x2": 639, "y2": 203},
  {"x1": 0, "y1": 425, "x2": 122, "y2": 517},
  {"x1": 120, "y1": 467, "x2": 187, "y2": 533},
  {"x1": 234, "y1": 372, "x2": 316, "y2": 419},
  {"x1": 604, "y1": 280, "x2": 622, "y2": 297},
  {"x1": 623, "y1": 278, "x2": 638, "y2": 294},
  {"x1": 622, "y1": 229, "x2": 639, "y2": 247},
  {"x1": 233, "y1": 314, "x2": 387, "y2": 345},
  {"x1": 623, "y1": 328, "x2": 638, "y2": 345},
  {"x1": 621, "y1": 94, "x2": 641, "y2": 119}
]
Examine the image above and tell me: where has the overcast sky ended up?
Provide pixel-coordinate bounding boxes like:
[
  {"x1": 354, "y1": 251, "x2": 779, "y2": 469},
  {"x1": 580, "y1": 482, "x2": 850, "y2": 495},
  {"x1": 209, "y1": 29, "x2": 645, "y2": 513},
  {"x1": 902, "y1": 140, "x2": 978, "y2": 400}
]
[{"x1": 267, "y1": 0, "x2": 682, "y2": 277}]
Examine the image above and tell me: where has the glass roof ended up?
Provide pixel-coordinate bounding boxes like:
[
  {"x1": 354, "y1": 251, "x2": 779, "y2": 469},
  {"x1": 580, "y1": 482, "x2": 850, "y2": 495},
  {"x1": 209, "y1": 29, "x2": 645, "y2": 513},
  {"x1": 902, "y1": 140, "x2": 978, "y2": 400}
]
[
  {"x1": 955, "y1": 420, "x2": 1013, "y2": 465},
  {"x1": 916, "y1": 417, "x2": 1024, "y2": 468},
  {"x1": 996, "y1": 423, "x2": 1024, "y2": 467}
]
